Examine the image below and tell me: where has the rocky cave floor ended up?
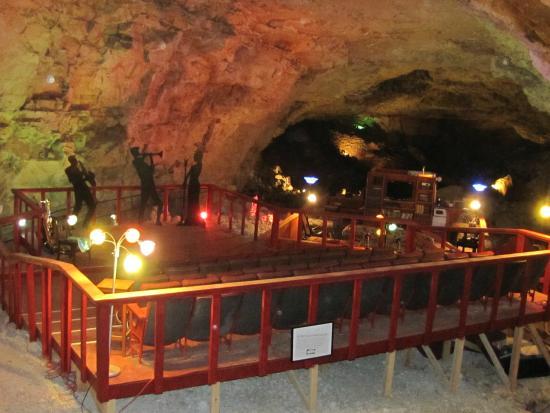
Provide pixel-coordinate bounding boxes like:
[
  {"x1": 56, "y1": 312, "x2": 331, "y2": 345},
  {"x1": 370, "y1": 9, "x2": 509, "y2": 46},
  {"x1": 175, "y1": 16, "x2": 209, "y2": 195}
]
[{"x1": 0, "y1": 310, "x2": 548, "y2": 413}]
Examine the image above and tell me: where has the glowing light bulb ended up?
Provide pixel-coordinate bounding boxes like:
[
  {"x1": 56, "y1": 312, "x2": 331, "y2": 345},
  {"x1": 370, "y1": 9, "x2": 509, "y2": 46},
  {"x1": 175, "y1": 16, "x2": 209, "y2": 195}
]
[
  {"x1": 139, "y1": 240, "x2": 156, "y2": 256},
  {"x1": 90, "y1": 229, "x2": 106, "y2": 245},
  {"x1": 540, "y1": 205, "x2": 550, "y2": 219},
  {"x1": 199, "y1": 211, "x2": 208, "y2": 220},
  {"x1": 67, "y1": 214, "x2": 78, "y2": 226},
  {"x1": 472, "y1": 183, "x2": 487, "y2": 192},
  {"x1": 18, "y1": 218, "x2": 27, "y2": 228},
  {"x1": 46, "y1": 74, "x2": 55, "y2": 84},
  {"x1": 123, "y1": 254, "x2": 142, "y2": 273},
  {"x1": 304, "y1": 176, "x2": 319, "y2": 185},
  {"x1": 307, "y1": 193, "x2": 317, "y2": 204},
  {"x1": 469, "y1": 200, "x2": 482, "y2": 211},
  {"x1": 124, "y1": 228, "x2": 140, "y2": 243},
  {"x1": 375, "y1": 228, "x2": 382, "y2": 236},
  {"x1": 388, "y1": 223, "x2": 397, "y2": 232},
  {"x1": 375, "y1": 214, "x2": 384, "y2": 219}
]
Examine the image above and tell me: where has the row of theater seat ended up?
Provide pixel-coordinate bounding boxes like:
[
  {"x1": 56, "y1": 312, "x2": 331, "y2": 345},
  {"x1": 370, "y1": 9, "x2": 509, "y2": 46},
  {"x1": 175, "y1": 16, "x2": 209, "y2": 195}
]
[
  {"x1": 127, "y1": 250, "x2": 547, "y2": 362},
  {"x1": 135, "y1": 247, "x2": 494, "y2": 290}
]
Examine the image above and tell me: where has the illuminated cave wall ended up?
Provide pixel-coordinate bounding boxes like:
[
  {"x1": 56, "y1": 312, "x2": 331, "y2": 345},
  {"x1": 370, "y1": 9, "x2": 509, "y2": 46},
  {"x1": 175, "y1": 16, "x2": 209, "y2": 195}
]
[{"x1": 1, "y1": 0, "x2": 550, "y2": 214}]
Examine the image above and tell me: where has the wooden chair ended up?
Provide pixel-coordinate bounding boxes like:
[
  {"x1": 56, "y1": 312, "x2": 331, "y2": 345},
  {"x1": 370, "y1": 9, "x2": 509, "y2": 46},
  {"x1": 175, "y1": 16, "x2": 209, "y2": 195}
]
[{"x1": 127, "y1": 296, "x2": 193, "y2": 363}]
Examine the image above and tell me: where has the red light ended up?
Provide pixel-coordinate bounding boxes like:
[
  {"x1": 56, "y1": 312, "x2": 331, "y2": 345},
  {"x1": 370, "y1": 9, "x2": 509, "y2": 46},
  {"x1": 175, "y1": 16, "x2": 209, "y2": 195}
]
[{"x1": 199, "y1": 211, "x2": 208, "y2": 220}]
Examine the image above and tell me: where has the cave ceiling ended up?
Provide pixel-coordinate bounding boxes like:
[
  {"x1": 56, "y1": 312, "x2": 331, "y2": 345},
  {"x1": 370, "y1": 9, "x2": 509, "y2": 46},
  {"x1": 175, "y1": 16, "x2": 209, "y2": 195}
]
[{"x1": 0, "y1": 0, "x2": 549, "y2": 208}]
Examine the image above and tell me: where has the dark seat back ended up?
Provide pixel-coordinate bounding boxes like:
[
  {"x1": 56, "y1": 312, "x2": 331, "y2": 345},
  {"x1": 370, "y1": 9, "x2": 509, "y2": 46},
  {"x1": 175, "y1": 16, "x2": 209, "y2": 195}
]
[
  {"x1": 184, "y1": 294, "x2": 242, "y2": 341},
  {"x1": 143, "y1": 298, "x2": 194, "y2": 346},
  {"x1": 316, "y1": 282, "x2": 353, "y2": 324},
  {"x1": 271, "y1": 286, "x2": 309, "y2": 330},
  {"x1": 437, "y1": 267, "x2": 465, "y2": 306}
]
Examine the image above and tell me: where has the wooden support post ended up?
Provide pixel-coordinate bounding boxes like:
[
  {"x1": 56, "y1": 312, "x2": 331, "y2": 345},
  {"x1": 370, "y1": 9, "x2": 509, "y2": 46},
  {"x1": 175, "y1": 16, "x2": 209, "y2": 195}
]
[
  {"x1": 479, "y1": 333, "x2": 511, "y2": 390},
  {"x1": 421, "y1": 345, "x2": 450, "y2": 386},
  {"x1": 449, "y1": 338, "x2": 465, "y2": 392},
  {"x1": 286, "y1": 365, "x2": 319, "y2": 412},
  {"x1": 508, "y1": 326, "x2": 523, "y2": 391},
  {"x1": 309, "y1": 364, "x2": 319, "y2": 413},
  {"x1": 211, "y1": 382, "x2": 220, "y2": 413},
  {"x1": 384, "y1": 351, "x2": 396, "y2": 397},
  {"x1": 527, "y1": 324, "x2": 550, "y2": 367}
]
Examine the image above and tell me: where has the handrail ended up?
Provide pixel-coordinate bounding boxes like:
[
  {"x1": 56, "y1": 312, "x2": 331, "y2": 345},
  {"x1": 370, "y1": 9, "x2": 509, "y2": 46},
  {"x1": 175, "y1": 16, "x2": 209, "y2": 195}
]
[{"x1": 95, "y1": 249, "x2": 550, "y2": 304}]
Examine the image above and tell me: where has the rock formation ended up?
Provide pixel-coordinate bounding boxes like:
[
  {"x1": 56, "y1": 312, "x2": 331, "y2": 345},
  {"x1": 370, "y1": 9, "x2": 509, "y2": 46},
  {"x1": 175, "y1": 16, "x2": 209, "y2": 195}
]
[{"x1": 1, "y1": 0, "x2": 549, "y2": 212}]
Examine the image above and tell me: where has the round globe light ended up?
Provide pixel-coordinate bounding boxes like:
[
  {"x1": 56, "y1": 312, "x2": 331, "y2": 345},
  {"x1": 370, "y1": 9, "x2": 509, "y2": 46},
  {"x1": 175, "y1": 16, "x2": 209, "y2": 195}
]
[
  {"x1": 199, "y1": 211, "x2": 208, "y2": 220},
  {"x1": 18, "y1": 218, "x2": 27, "y2": 228},
  {"x1": 90, "y1": 229, "x2": 106, "y2": 245},
  {"x1": 124, "y1": 228, "x2": 140, "y2": 243},
  {"x1": 139, "y1": 240, "x2": 156, "y2": 256},
  {"x1": 123, "y1": 254, "x2": 142, "y2": 273},
  {"x1": 388, "y1": 223, "x2": 398, "y2": 232},
  {"x1": 469, "y1": 200, "x2": 482, "y2": 211},
  {"x1": 540, "y1": 205, "x2": 550, "y2": 219},
  {"x1": 67, "y1": 214, "x2": 78, "y2": 226},
  {"x1": 307, "y1": 193, "x2": 317, "y2": 204}
]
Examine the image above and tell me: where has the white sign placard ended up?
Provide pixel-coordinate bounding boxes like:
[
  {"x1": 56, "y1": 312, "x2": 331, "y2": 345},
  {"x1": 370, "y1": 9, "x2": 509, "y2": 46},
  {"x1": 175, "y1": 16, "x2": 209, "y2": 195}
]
[{"x1": 291, "y1": 323, "x2": 333, "y2": 362}]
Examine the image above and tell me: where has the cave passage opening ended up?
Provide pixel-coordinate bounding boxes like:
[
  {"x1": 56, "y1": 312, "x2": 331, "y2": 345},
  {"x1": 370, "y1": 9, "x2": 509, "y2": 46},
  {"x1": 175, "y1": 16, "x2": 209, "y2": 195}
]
[{"x1": 243, "y1": 116, "x2": 549, "y2": 230}]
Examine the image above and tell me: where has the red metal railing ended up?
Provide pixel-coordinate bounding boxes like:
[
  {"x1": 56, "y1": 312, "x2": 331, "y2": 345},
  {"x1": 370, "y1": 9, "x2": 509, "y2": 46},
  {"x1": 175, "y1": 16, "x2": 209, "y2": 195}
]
[
  {"x1": 0, "y1": 227, "x2": 548, "y2": 402},
  {"x1": 1, "y1": 185, "x2": 549, "y2": 403}
]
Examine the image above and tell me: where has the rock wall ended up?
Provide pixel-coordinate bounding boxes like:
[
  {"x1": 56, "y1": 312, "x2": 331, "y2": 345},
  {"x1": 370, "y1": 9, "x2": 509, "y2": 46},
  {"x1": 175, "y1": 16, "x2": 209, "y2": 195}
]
[{"x1": 1, "y1": 0, "x2": 549, "y2": 213}]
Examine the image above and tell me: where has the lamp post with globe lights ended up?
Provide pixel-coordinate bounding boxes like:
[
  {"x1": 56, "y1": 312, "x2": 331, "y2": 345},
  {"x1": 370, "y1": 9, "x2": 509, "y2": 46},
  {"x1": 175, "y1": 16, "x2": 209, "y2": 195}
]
[{"x1": 89, "y1": 227, "x2": 155, "y2": 377}]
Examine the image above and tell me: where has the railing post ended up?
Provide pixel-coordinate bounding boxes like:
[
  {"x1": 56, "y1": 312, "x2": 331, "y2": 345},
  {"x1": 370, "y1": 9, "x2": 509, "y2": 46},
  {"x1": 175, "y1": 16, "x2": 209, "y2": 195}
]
[
  {"x1": 217, "y1": 191, "x2": 223, "y2": 225},
  {"x1": 254, "y1": 203, "x2": 261, "y2": 241},
  {"x1": 515, "y1": 234, "x2": 526, "y2": 253},
  {"x1": 8, "y1": 263, "x2": 15, "y2": 323},
  {"x1": 14, "y1": 216, "x2": 20, "y2": 252},
  {"x1": 96, "y1": 304, "x2": 111, "y2": 403},
  {"x1": 163, "y1": 188, "x2": 170, "y2": 222},
  {"x1": 0, "y1": 257, "x2": 5, "y2": 311},
  {"x1": 208, "y1": 294, "x2": 221, "y2": 385},
  {"x1": 478, "y1": 232, "x2": 485, "y2": 252},
  {"x1": 26, "y1": 264, "x2": 37, "y2": 341},
  {"x1": 154, "y1": 300, "x2": 166, "y2": 394},
  {"x1": 348, "y1": 279, "x2": 362, "y2": 360},
  {"x1": 241, "y1": 201, "x2": 247, "y2": 235},
  {"x1": 424, "y1": 270, "x2": 439, "y2": 343},
  {"x1": 307, "y1": 285, "x2": 319, "y2": 325},
  {"x1": 349, "y1": 219, "x2": 356, "y2": 250},
  {"x1": 270, "y1": 211, "x2": 280, "y2": 248},
  {"x1": 206, "y1": 185, "x2": 213, "y2": 215},
  {"x1": 259, "y1": 289, "x2": 272, "y2": 376},
  {"x1": 60, "y1": 278, "x2": 73, "y2": 373},
  {"x1": 42, "y1": 268, "x2": 52, "y2": 359},
  {"x1": 296, "y1": 212, "x2": 303, "y2": 245},
  {"x1": 15, "y1": 263, "x2": 23, "y2": 328},
  {"x1": 321, "y1": 216, "x2": 328, "y2": 248},
  {"x1": 388, "y1": 275, "x2": 402, "y2": 353},
  {"x1": 80, "y1": 293, "x2": 88, "y2": 383}
]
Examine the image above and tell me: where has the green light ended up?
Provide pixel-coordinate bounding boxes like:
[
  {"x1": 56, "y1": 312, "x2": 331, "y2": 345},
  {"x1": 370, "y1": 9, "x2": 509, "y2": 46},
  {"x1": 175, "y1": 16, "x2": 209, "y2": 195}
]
[{"x1": 355, "y1": 116, "x2": 377, "y2": 130}]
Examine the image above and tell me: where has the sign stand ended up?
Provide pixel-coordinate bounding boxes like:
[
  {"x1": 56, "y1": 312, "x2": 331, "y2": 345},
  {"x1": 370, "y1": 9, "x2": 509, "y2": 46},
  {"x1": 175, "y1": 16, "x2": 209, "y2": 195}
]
[{"x1": 285, "y1": 323, "x2": 333, "y2": 412}]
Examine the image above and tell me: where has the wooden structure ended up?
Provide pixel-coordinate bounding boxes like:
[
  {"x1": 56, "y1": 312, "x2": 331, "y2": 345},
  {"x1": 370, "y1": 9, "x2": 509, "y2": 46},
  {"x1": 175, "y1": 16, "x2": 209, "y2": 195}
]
[
  {"x1": 365, "y1": 168, "x2": 439, "y2": 224},
  {"x1": 0, "y1": 184, "x2": 549, "y2": 413}
]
